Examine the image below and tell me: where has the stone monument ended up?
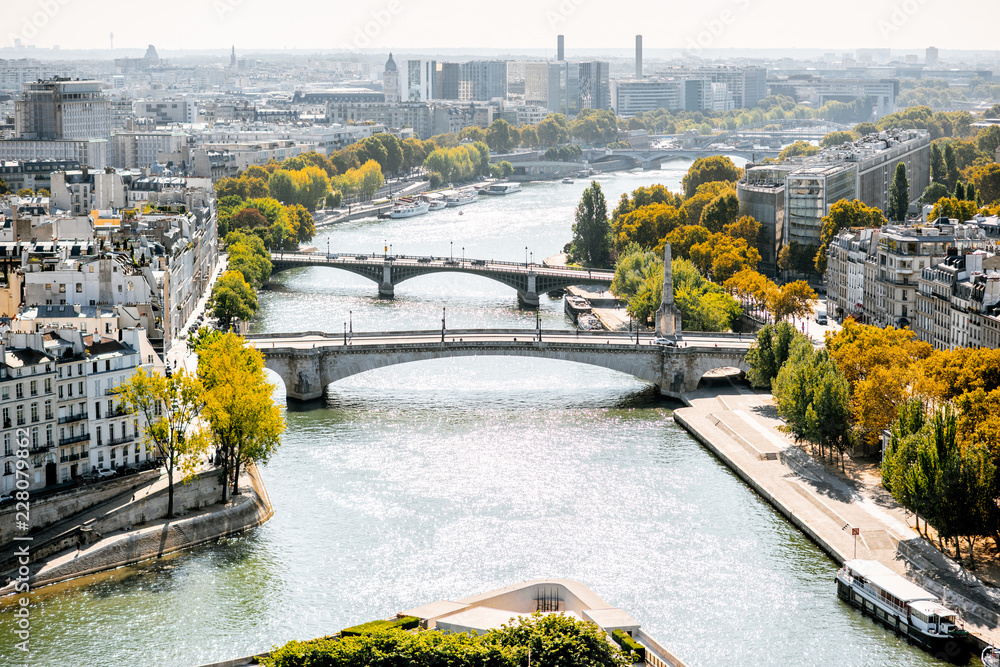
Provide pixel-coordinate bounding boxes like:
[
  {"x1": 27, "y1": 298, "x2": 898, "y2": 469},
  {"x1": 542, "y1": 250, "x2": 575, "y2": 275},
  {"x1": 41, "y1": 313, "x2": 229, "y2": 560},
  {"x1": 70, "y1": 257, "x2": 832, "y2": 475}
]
[{"x1": 655, "y1": 243, "x2": 682, "y2": 338}]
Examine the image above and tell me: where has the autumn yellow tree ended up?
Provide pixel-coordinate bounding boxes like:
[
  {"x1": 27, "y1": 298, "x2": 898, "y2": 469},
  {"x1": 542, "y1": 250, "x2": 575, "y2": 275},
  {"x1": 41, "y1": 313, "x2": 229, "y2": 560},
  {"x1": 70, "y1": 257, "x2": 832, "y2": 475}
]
[
  {"x1": 115, "y1": 369, "x2": 209, "y2": 517},
  {"x1": 198, "y1": 332, "x2": 285, "y2": 502}
]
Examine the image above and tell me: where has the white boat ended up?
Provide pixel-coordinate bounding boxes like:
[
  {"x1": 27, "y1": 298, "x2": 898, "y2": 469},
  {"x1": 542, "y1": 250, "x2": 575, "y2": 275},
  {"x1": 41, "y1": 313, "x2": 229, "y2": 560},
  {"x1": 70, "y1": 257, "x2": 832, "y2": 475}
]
[
  {"x1": 421, "y1": 193, "x2": 447, "y2": 211},
  {"x1": 443, "y1": 189, "x2": 479, "y2": 207},
  {"x1": 836, "y1": 560, "x2": 970, "y2": 662},
  {"x1": 984, "y1": 646, "x2": 1000, "y2": 667},
  {"x1": 484, "y1": 182, "x2": 521, "y2": 195},
  {"x1": 388, "y1": 197, "x2": 430, "y2": 219},
  {"x1": 562, "y1": 177, "x2": 574, "y2": 184}
]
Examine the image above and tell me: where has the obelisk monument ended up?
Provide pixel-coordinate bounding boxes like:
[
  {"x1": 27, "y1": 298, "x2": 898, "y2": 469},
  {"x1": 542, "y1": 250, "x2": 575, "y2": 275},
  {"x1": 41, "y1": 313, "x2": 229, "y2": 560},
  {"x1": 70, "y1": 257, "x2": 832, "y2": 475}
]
[{"x1": 655, "y1": 243, "x2": 682, "y2": 337}]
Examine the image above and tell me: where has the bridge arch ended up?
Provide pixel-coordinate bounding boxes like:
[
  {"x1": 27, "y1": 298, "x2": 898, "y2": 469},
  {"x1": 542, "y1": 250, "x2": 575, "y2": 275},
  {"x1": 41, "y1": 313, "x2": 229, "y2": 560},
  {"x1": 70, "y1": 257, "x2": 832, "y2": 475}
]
[{"x1": 255, "y1": 337, "x2": 749, "y2": 403}]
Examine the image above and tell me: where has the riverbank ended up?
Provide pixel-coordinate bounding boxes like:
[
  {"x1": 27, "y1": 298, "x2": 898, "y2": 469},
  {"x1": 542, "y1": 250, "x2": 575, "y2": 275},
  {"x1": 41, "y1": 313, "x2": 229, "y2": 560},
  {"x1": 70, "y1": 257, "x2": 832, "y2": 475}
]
[
  {"x1": 672, "y1": 385, "x2": 1000, "y2": 651},
  {"x1": 0, "y1": 463, "x2": 273, "y2": 598}
]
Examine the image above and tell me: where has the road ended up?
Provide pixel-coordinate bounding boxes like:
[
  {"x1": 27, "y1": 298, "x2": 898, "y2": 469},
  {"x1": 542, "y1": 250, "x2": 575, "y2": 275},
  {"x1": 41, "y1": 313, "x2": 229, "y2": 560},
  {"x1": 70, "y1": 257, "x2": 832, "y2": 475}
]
[
  {"x1": 247, "y1": 330, "x2": 753, "y2": 351},
  {"x1": 271, "y1": 251, "x2": 616, "y2": 280}
]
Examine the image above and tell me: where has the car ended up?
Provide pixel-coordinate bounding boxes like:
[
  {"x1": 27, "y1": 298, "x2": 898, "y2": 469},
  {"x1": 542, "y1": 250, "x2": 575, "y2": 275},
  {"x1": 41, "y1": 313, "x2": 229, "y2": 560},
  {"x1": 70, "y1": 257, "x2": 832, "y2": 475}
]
[
  {"x1": 443, "y1": 259, "x2": 459, "y2": 266},
  {"x1": 355, "y1": 254, "x2": 368, "y2": 261},
  {"x1": 327, "y1": 253, "x2": 339, "y2": 259},
  {"x1": 653, "y1": 338, "x2": 677, "y2": 347},
  {"x1": 0, "y1": 492, "x2": 13, "y2": 504},
  {"x1": 418, "y1": 257, "x2": 433, "y2": 263},
  {"x1": 95, "y1": 468, "x2": 116, "y2": 479},
  {"x1": 471, "y1": 259, "x2": 486, "y2": 266}
]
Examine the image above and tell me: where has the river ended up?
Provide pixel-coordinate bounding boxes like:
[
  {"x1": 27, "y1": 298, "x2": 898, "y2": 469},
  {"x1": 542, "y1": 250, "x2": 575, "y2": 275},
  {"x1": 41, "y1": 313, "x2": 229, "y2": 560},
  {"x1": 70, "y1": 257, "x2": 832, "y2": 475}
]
[{"x1": 0, "y1": 160, "x2": 944, "y2": 666}]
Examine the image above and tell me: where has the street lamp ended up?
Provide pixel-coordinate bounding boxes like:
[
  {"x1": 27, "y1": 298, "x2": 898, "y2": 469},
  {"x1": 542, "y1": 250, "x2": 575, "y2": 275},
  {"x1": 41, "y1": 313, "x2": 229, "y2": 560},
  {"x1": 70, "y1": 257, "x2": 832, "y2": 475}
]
[
  {"x1": 327, "y1": 239, "x2": 330, "y2": 258},
  {"x1": 462, "y1": 246, "x2": 465, "y2": 265},
  {"x1": 384, "y1": 239, "x2": 387, "y2": 259},
  {"x1": 344, "y1": 322, "x2": 347, "y2": 345},
  {"x1": 450, "y1": 241, "x2": 453, "y2": 262},
  {"x1": 349, "y1": 310, "x2": 353, "y2": 335},
  {"x1": 441, "y1": 307, "x2": 446, "y2": 343},
  {"x1": 525, "y1": 246, "x2": 528, "y2": 268}
]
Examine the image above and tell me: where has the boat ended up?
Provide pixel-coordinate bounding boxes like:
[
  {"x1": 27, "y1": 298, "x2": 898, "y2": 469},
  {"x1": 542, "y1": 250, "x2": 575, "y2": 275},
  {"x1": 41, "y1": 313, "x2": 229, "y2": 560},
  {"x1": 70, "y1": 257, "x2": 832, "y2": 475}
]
[
  {"x1": 836, "y1": 560, "x2": 970, "y2": 663},
  {"x1": 443, "y1": 189, "x2": 479, "y2": 207},
  {"x1": 388, "y1": 197, "x2": 430, "y2": 219},
  {"x1": 984, "y1": 646, "x2": 1000, "y2": 667},
  {"x1": 420, "y1": 193, "x2": 447, "y2": 211},
  {"x1": 484, "y1": 182, "x2": 521, "y2": 195},
  {"x1": 562, "y1": 177, "x2": 574, "y2": 184}
]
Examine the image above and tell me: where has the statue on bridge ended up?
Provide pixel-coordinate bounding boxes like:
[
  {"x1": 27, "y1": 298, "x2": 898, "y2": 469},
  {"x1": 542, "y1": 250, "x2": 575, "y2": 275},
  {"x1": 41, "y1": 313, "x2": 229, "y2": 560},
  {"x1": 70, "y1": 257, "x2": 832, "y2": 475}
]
[{"x1": 655, "y1": 243, "x2": 682, "y2": 338}]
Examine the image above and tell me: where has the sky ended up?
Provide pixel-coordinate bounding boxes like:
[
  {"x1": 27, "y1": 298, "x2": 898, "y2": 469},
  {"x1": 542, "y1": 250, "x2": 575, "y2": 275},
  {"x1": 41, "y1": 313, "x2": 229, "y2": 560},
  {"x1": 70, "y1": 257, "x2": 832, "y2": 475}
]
[{"x1": 2, "y1": 0, "x2": 996, "y2": 54}]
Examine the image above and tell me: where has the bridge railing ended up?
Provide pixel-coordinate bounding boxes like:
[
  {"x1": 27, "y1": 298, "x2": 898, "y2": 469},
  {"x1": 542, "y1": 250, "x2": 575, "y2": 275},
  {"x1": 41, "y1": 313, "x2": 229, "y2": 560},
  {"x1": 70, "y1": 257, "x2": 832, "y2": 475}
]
[
  {"x1": 245, "y1": 329, "x2": 752, "y2": 342},
  {"x1": 270, "y1": 252, "x2": 614, "y2": 277}
]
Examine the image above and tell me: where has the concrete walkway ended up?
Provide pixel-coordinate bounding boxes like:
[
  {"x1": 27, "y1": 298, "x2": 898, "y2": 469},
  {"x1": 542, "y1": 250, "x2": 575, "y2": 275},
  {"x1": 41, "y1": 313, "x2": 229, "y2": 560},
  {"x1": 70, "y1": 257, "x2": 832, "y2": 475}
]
[{"x1": 674, "y1": 384, "x2": 1000, "y2": 649}]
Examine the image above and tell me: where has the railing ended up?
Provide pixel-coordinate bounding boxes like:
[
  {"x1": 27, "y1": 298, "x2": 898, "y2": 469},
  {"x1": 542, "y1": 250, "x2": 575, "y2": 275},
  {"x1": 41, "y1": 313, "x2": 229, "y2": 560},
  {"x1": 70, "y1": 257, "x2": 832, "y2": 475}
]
[
  {"x1": 28, "y1": 444, "x2": 51, "y2": 454},
  {"x1": 107, "y1": 407, "x2": 129, "y2": 418},
  {"x1": 271, "y1": 251, "x2": 615, "y2": 277},
  {"x1": 58, "y1": 412, "x2": 88, "y2": 424},
  {"x1": 59, "y1": 433, "x2": 90, "y2": 446},
  {"x1": 106, "y1": 434, "x2": 135, "y2": 447}
]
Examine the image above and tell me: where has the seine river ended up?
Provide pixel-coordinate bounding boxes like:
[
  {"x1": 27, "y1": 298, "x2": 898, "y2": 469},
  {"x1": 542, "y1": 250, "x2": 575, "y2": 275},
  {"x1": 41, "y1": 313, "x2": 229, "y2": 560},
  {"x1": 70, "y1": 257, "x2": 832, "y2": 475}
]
[{"x1": 0, "y1": 161, "x2": 944, "y2": 666}]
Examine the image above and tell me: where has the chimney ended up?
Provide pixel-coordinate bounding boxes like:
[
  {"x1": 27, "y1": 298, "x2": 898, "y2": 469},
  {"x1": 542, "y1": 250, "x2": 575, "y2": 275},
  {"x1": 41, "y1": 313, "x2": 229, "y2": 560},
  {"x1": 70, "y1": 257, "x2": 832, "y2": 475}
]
[
  {"x1": 557, "y1": 35, "x2": 565, "y2": 61},
  {"x1": 635, "y1": 35, "x2": 643, "y2": 78}
]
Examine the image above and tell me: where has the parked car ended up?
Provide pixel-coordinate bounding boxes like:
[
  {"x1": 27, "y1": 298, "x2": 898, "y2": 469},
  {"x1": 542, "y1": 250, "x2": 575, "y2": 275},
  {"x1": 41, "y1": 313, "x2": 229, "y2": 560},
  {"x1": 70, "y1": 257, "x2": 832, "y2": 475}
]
[
  {"x1": 444, "y1": 259, "x2": 459, "y2": 266},
  {"x1": 418, "y1": 257, "x2": 432, "y2": 263},
  {"x1": 653, "y1": 338, "x2": 677, "y2": 347},
  {"x1": 95, "y1": 468, "x2": 116, "y2": 479},
  {"x1": 327, "y1": 253, "x2": 339, "y2": 259},
  {"x1": 355, "y1": 254, "x2": 368, "y2": 261},
  {"x1": 471, "y1": 259, "x2": 486, "y2": 266},
  {"x1": 0, "y1": 492, "x2": 14, "y2": 504}
]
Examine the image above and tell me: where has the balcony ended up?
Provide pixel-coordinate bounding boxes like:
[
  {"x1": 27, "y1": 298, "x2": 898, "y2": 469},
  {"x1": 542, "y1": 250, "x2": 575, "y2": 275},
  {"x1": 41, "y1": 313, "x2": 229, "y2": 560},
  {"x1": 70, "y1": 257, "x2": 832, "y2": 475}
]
[
  {"x1": 107, "y1": 407, "x2": 130, "y2": 418},
  {"x1": 58, "y1": 412, "x2": 89, "y2": 424},
  {"x1": 107, "y1": 434, "x2": 135, "y2": 447},
  {"x1": 59, "y1": 433, "x2": 90, "y2": 447},
  {"x1": 28, "y1": 444, "x2": 51, "y2": 454}
]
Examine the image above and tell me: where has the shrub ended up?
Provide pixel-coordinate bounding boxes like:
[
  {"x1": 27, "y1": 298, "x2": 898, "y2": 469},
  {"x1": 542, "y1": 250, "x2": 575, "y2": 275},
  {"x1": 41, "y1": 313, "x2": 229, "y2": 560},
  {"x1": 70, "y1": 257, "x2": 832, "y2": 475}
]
[
  {"x1": 341, "y1": 615, "x2": 420, "y2": 637},
  {"x1": 611, "y1": 629, "x2": 645, "y2": 662}
]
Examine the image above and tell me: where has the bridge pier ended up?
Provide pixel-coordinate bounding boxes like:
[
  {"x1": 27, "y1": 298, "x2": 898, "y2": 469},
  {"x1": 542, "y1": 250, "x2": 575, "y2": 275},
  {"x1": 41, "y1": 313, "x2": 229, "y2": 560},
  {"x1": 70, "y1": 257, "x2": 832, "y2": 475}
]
[
  {"x1": 517, "y1": 291, "x2": 539, "y2": 308},
  {"x1": 379, "y1": 262, "x2": 394, "y2": 299}
]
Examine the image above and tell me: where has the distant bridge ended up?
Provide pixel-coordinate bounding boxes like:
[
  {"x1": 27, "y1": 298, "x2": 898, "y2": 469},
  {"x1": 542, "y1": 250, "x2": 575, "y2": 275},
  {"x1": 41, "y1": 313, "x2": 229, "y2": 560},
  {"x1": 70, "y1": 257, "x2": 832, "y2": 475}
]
[
  {"x1": 270, "y1": 252, "x2": 615, "y2": 307},
  {"x1": 249, "y1": 329, "x2": 751, "y2": 402}
]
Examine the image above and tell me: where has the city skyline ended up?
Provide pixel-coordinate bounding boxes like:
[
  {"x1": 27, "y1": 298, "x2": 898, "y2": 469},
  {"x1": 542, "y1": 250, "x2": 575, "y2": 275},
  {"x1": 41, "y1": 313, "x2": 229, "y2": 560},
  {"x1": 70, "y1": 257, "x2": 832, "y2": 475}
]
[{"x1": 3, "y1": 0, "x2": 997, "y2": 54}]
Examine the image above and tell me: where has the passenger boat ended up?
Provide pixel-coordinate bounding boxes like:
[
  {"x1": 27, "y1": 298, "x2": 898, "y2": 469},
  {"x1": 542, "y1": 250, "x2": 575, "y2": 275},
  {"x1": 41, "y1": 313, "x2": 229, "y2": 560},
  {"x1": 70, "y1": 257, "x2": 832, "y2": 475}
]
[
  {"x1": 421, "y1": 193, "x2": 447, "y2": 211},
  {"x1": 983, "y1": 645, "x2": 999, "y2": 667},
  {"x1": 388, "y1": 197, "x2": 430, "y2": 219},
  {"x1": 484, "y1": 182, "x2": 521, "y2": 195},
  {"x1": 562, "y1": 177, "x2": 574, "y2": 184},
  {"x1": 443, "y1": 189, "x2": 479, "y2": 207},
  {"x1": 836, "y1": 560, "x2": 970, "y2": 663}
]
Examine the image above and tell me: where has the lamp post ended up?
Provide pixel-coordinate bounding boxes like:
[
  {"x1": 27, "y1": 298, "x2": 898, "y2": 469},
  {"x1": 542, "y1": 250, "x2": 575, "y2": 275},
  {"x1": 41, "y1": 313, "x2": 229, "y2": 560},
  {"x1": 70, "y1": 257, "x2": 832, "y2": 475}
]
[
  {"x1": 525, "y1": 246, "x2": 528, "y2": 268},
  {"x1": 327, "y1": 239, "x2": 330, "y2": 258},
  {"x1": 349, "y1": 310, "x2": 352, "y2": 335},
  {"x1": 441, "y1": 307, "x2": 446, "y2": 343},
  {"x1": 343, "y1": 322, "x2": 347, "y2": 345},
  {"x1": 390, "y1": 243, "x2": 393, "y2": 257},
  {"x1": 384, "y1": 239, "x2": 387, "y2": 259},
  {"x1": 450, "y1": 241, "x2": 453, "y2": 262},
  {"x1": 462, "y1": 246, "x2": 465, "y2": 266}
]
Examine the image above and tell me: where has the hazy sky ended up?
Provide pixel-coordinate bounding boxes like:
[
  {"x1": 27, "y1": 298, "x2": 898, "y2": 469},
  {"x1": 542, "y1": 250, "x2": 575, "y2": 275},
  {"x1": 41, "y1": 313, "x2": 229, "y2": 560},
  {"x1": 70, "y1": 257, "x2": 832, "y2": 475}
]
[{"x1": 3, "y1": 0, "x2": 994, "y2": 53}]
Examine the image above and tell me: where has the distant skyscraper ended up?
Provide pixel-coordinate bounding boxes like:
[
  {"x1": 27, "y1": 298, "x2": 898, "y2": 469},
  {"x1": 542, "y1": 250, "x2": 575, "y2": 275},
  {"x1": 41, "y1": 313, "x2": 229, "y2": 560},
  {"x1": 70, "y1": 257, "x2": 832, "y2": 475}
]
[
  {"x1": 578, "y1": 62, "x2": 610, "y2": 111},
  {"x1": 230, "y1": 45, "x2": 236, "y2": 69},
  {"x1": 635, "y1": 35, "x2": 643, "y2": 79},
  {"x1": 557, "y1": 35, "x2": 565, "y2": 62},
  {"x1": 15, "y1": 79, "x2": 111, "y2": 141},
  {"x1": 926, "y1": 46, "x2": 939, "y2": 66}
]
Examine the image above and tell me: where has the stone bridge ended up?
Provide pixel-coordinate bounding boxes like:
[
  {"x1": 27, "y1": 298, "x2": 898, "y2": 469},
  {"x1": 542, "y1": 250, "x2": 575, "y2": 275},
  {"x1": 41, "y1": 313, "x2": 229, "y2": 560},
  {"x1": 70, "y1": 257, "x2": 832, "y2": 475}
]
[
  {"x1": 269, "y1": 252, "x2": 614, "y2": 307},
  {"x1": 248, "y1": 330, "x2": 751, "y2": 402}
]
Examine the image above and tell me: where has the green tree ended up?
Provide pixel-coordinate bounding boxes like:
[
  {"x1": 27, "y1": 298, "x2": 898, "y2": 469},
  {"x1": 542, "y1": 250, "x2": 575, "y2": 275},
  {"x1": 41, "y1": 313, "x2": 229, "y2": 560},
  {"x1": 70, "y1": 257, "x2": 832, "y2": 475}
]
[
  {"x1": 198, "y1": 332, "x2": 285, "y2": 501},
  {"x1": 930, "y1": 143, "x2": 947, "y2": 184},
  {"x1": 954, "y1": 181, "x2": 966, "y2": 200},
  {"x1": 944, "y1": 142, "x2": 959, "y2": 188},
  {"x1": 966, "y1": 163, "x2": 1000, "y2": 205},
  {"x1": 699, "y1": 191, "x2": 741, "y2": 233},
  {"x1": 373, "y1": 133, "x2": 404, "y2": 175},
  {"x1": 610, "y1": 244, "x2": 662, "y2": 320},
  {"x1": 267, "y1": 170, "x2": 296, "y2": 205},
  {"x1": 567, "y1": 181, "x2": 612, "y2": 267},
  {"x1": 209, "y1": 271, "x2": 258, "y2": 330},
  {"x1": 820, "y1": 130, "x2": 858, "y2": 148},
  {"x1": 854, "y1": 122, "x2": 878, "y2": 135},
  {"x1": 115, "y1": 369, "x2": 208, "y2": 518},
  {"x1": 920, "y1": 182, "x2": 951, "y2": 205},
  {"x1": 486, "y1": 119, "x2": 517, "y2": 153},
  {"x1": 889, "y1": 162, "x2": 910, "y2": 221},
  {"x1": 745, "y1": 321, "x2": 802, "y2": 389},
  {"x1": 681, "y1": 156, "x2": 742, "y2": 198},
  {"x1": 0, "y1": 178, "x2": 8, "y2": 195},
  {"x1": 226, "y1": 231, "x2": 272, "y2": 288},
  {"x1": 778, "y1": 141, "x2": 819, "y2": 160}
]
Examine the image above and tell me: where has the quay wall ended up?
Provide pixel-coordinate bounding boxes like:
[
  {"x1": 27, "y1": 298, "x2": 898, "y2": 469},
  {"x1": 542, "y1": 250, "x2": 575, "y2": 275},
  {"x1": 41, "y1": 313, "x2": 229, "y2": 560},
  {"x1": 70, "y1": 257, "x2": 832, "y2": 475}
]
[
  {"x1": 0, "y1": 464, "x2": 273, "y2": 597},
  {"x1": 0, "y1": 470, "x2": 159, "y2": 546}
]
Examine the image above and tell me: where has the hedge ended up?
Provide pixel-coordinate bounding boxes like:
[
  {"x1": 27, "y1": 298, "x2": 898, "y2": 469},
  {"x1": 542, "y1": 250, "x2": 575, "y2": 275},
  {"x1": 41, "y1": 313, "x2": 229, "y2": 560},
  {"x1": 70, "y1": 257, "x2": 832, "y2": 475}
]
[
  {"x1": 611, "y1": 629, "x2": 645, "y2": 662},
  {"x1": 341, "y1": 615, "x2": 420, "y2": 637}
]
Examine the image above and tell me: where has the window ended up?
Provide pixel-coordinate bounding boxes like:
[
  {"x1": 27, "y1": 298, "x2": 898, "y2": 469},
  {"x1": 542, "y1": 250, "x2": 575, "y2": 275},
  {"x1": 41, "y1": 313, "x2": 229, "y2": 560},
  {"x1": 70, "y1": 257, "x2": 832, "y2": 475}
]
[
  {"x1": 46, "y1": 425, "x2": 52, "y2": 446},
  {"x1": 30, "y1": 380, "x2": 37, "y2": 396},
  {"x1": 96, "y1": 426, "x2": 101, "y2": 445},
  {"x1": 58, "y1": 385, "x2": 63, "y2": 399},
  {"x1": 15, "y1": 383, "x2": 23, "y2": 399},
  {"x1": 59, "y1": 284, "x2": 66, "y2": 293},
  {"x1": 16, "y1": 406, "x2": 24, "y2": 426},
  {"x1": 31, "y1": 428, "x2": 38, "y2": 448},
  {"x1": 78, "y1": 382, "x2": 84, "y2": 395},
  {"x1": 44, "y1": 378, "x2": 51, "y2": 393},
  {"x1": 3, "y1": 434, "x2": 10, "y2": 456},
  {"x1": 30, "y1": 404, "x2": 38, "y2": 422},
  {"x1": 76, "y1": 284, "x2": 82, "y2": 293},
  {"x1": 1, "y1": 387, "x2": 6, "y2": 400}
]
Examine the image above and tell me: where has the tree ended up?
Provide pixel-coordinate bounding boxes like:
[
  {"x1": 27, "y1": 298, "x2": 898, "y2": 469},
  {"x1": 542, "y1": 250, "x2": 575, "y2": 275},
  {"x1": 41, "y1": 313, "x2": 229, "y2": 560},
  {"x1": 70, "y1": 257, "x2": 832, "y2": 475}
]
[
  {"x1": 610, "y1": 244, "x2": 663, "y2": 323},
  {"x1": 954, "y1": 181, "x2": 966, "y2": 201},
  {"x1": 944, "y1": 142, "x2": 959, "y2": 188},
  {"x1": 920, "y1": 182, "x2": 950, "y2": 205},
  {"x1": 16, "y1": 188, "x2": 33, "y2": 197},
  {"x1": 699, "y1": 191, "x2": 740, "y2": 233},
  {"x1": 814, "y1": 199, "x2": 888, "y2": 273},
  {"x1": 930, "y1": 143, "x2": 947, "y2": 184},
  {"x1": 226, "y1": 230, "x2": 272, "y2": 288},
  {"x1": 198, "y1": 333, "x2": 285, "y2": 501},
  {"x1": 486, "y1": 119, "x2": 516, "y2": 153},
  {"x1": 231, "y1": 207, "x2": 268, "y2": 231},
  {"x1": 744, "y1": 321, "x2": 801, "y2": 389},
  {"x1": 965, "y1": 163, "x2": 1000, "y2": 205},
  {"x1": 115, "y1": 369, "x2": 208, "y2": 518},
  {"x1": 611, "y1": 202, "x2": 686, "y2": 253},
  {"x1": 519, "y1": 124, "x2": 538, "y2": 148},
  {"x1": 681, "y1": 156, "x2": 741, "y2": 198},
  {"x1": 0, "y1": 178, "x2": 8, "y2": 195},
  {"x1": 268, "y1": 170, "x2": 297, "y2": 205},
  {"x1": 373, "y1": 133, "x2": 404, "y2": 175},
  {"x1": 889, "y1": 162, "x2": 910, "y2": 222},
  {"x1": 209, "y1": 271, "x2": 258, "y2": 330},
  {"x1": 930, "y1": 196, "x2": 979, "y2": 221},
  {"x1": 672, "y1": 258, "x2": 742, "y2": 331},
  {"x1": 724, "y1": 215, "x2": 762, "y2": 248},
  {"x1": 767, "y1": 281, "x2": 815, "y2": 322},
  {"x1": 536, "y1": 116, "x2": 568, "y2": 146},
  {"x1": 567, "y1": 182, "x2": 612, "y2": 268},
  {"x1": 854, "y1": 122, "x2": 878, "y2": 135},
  {"x1": 820, "y1": 130, "x2": 858, "y2": 148},
  {"x1": 778, "y1": 141, "x2": 819, "y2": 160},
  {"x1": 682, "y1": 181, "x2": 732, "y2": 226}
]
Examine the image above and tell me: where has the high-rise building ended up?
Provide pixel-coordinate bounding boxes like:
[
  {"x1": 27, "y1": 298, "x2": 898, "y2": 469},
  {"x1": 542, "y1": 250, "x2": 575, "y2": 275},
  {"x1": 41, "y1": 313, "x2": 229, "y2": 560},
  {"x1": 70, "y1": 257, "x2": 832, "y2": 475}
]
[
  {"x1": 435, "y1": 62, "x2": 460, "y2": 100},
  {"x1": 15, "y1": 79, "x2": 111, "y2": 141},
  {"x1": 926, "y1": 46, "x2": 939, "y2": 66},
  {"x1": 658, "y1": 65, "x2": 766, "y2": 108},
  {"x1": 401, "y1": 59, "x2": 437, "y2": 102},
  {"x1": 524, "y1": 62, "x2": 578, "y2": 116},
  {"x1": 578, "y1": 62, "x2": 610, "y2": 111},
  {"x1": 610, "y1": 79, "x2": 684, "y2": 117},
  {"x1": 460, "y1": 61, "x2": 508, "y2": 101}
]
